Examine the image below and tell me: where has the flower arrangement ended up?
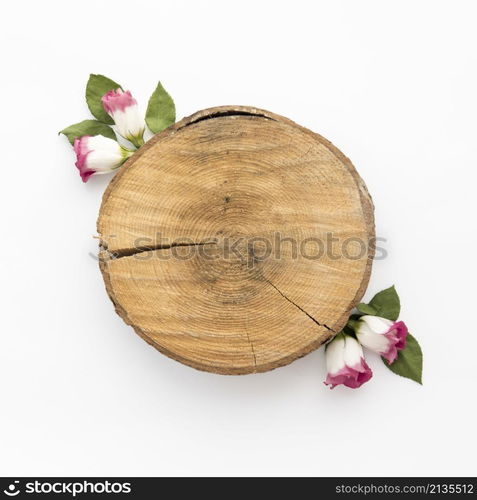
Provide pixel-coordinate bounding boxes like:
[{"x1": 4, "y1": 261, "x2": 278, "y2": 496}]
[
  {"x1": 324, "y1": 286, "x2": 422, "y2": 389},
  {"x1": 60, "y1": 74, "x2": 175, "y2": 182}
]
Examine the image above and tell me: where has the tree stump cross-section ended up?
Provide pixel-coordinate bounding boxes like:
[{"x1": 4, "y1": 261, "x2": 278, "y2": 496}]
[{"x1": 97, "y1": 106, "x2": 375, "y2": 374}]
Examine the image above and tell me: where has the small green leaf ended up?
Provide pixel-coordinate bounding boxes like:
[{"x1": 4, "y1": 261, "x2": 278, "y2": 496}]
[
  {"x1": 59, "y1": 120, "x2": 116, "y2": 145},
  {"x1": 357, "y1": 303, "x2": 377, "y2": 315},
  {"x1": 368, "y1": 285, "x2": 400, "y2": 321},
  {"x1": 86, "y1": 74, "x2": 122, "y2": 124},
  {"x1": 145, "y1": 81, "x2": 176, "y2": 133},
  {"x1": 383, "y1": 333, "x2": 423, "y2": 384}
]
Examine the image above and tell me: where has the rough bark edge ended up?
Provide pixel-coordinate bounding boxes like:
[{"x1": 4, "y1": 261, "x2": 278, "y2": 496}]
[{"x1": 97, "y1": 106, "x2": 375, "y2": 375}]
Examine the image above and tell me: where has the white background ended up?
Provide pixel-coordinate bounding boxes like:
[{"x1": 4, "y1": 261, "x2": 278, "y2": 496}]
[{"x1": 1, "y1": 0, "x2": 476, "y2": 477}]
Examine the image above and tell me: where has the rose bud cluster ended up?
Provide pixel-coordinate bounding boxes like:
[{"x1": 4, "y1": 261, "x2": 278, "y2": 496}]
[{"x1": 324, "y1": 315, "x2": 409, "y2": 389}]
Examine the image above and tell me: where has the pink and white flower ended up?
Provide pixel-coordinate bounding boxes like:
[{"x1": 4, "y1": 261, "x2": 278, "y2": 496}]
[
  {"x1": 324, "y1": 333, "x2": 372, "y2": 389},
  {"x1": 73, "y1": 135, "x2": 133, "y2": 182},
  {"x1": 355, "y1": 315, "x2": 408, "y2": 364},
  {"x1": 101, "y1": 89, "x2": 145, "y2": 147}
]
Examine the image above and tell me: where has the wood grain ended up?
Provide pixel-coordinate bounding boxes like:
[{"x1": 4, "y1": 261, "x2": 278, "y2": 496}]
[{"x1": 97, "y1": 106, "x2": 375, "y2": 374}]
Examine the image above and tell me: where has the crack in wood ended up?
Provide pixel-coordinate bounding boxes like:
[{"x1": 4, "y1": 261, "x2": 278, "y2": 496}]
[
  {"x1": 102, "y1": 240, "x2": 217, "y2": 260},
  {"x1": 244, "y1": 330, "x2": 257, "y2": 370},
  {"x1": 178, "y1": 110, "x2": 275, "y2": 130},
  {"x1": 262, "y1": 277, "x2": 336, "y2": 333}
]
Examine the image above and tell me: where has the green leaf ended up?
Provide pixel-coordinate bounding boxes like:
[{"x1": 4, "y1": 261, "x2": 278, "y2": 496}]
[
  {"x1": 59, "y1": 120, "x2": 117, "y2": 145},
  {"x1": 86, "y1": 74, "x2": 122, "y2": 124},
  {"x1": 367, "y1": 285, "x2": 400, "y2": 321},
  {"x1": 357, "y1": 303, "x2": 377, "y2": 315},
  {"x1": 383, "y1": 333, "x2": 423, "y2": 384},
  {"x1": 145, "y1": 81, "x2": 176, "y2": 133}
]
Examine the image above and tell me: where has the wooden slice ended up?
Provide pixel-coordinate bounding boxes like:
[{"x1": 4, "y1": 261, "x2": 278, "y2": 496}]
[{"x1": 98, "y1": 106, "x2": 374, "y2": 374}]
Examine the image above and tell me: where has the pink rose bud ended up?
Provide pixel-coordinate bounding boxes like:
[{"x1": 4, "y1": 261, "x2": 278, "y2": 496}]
[
  {"x1": 101, "y1": 89, "x2": 145, "y2": 148},
  {"x1": 324, "y1": 333, "x2": 372, "y2": 389},
  {"x1": 73, "y1": 135, "x2": 133, "y2": 182},
  {"x1": 355, "y1": 315, "x2": 408, "y2": 364}
]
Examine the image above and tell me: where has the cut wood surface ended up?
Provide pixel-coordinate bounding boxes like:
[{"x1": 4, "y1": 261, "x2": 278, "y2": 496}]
[{"x1": 98, "y1": 106, "x2": 375, "y2": 374}]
